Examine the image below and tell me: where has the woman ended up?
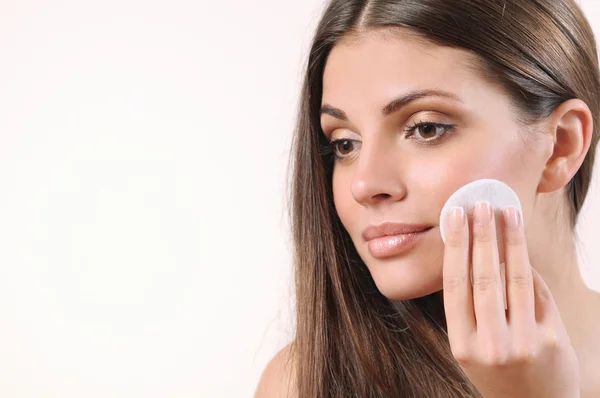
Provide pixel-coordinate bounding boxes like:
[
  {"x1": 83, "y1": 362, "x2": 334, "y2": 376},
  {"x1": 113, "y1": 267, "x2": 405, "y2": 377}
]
[{"x1": 256, "y1": 0, "x2": 600, "y2": 396}]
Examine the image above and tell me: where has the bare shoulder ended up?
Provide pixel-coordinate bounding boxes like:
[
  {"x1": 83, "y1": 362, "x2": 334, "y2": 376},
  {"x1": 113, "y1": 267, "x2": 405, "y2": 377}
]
[{"x1": 253, "y1": 342, "x2": 297, "y2": 398}]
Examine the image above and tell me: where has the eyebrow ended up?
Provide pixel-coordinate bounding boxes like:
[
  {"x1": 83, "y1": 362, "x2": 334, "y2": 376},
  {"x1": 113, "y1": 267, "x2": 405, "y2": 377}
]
[{"x1": 320, "y1": 89, "x2": 463, "y2": 121}]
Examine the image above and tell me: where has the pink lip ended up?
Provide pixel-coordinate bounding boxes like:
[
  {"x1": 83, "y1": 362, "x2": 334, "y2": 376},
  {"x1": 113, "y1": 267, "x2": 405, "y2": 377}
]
[{"x1": 363, "y1": 222, "x2": 433, "y2": 259}]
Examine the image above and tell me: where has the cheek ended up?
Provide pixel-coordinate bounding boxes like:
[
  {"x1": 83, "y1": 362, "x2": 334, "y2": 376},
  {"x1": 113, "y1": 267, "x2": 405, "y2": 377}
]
[
  {"x1": 408, "y1": 139, "x2": 537, "y2": 213},
  {"x1": 332, "y1": 168, "x2": 354, "y2": 229}
]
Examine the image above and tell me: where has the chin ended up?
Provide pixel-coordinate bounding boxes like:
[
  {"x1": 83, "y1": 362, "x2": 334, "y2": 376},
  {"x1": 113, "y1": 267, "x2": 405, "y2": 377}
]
[
  {"x1": 378, "y1": 283, "x2": 441, "y2": 301},
  {"x1": 354, "y1": 230, "x2": 445, "y2": 301},
  {"x1": 366, "y1": 258, "x2": 444, "y2": 301}
]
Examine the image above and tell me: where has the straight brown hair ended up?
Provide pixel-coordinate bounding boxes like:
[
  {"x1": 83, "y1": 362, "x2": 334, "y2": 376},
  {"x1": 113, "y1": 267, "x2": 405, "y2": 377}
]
[{"x1": 288, "y1": 0, "x2": 600, "y2": 396}]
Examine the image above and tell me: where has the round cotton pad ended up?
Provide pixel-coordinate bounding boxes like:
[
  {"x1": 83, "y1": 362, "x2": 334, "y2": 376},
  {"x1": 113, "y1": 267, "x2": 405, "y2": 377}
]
[
  {"x1": 440, "y1": 178, "x2": 522, "y2": 241},
  {"x1": 439, "y1": 179, "x2": 523, "y2": 309}
]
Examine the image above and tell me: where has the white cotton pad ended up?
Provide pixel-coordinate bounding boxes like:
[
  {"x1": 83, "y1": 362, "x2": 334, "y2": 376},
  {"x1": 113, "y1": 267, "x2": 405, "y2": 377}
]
[{"x1": 439, "y1": 179, "x2": 523, "y2": 310}]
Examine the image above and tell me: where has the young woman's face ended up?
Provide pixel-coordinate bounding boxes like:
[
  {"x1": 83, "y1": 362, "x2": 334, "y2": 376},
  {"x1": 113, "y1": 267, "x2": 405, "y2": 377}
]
[{"x1": 320, "y1": 30, "x2": 549, "y2": 301}]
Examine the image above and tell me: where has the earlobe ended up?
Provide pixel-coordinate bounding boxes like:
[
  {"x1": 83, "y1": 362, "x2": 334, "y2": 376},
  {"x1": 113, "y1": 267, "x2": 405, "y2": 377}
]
[{"x1": 537, "y1": 99, "x2": 593, "y2": 194}]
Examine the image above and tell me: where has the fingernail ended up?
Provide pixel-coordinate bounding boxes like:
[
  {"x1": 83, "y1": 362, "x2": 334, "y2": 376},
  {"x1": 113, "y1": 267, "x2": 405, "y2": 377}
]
[
  {"x1": 474, "y1": 201, "x2": 492, "y2": 225},
  {"x1": 449, "y1": 206, "x2": 465, "y2": 231},
  {"x1": 503, "y1": 207, "x2": 521, "y2": 229}
]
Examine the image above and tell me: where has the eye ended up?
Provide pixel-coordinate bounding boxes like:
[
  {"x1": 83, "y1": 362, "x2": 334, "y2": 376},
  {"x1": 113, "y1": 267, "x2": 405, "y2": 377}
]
[
  {"x1": 416, "y1": 123, "x2": 441, "y2": 139},
  {"x1": 405, "y1": 121, "x2": 456, "y2": 143},
  {"x1": 330, "y1": 139, "x2": 361, "y2": 159}
]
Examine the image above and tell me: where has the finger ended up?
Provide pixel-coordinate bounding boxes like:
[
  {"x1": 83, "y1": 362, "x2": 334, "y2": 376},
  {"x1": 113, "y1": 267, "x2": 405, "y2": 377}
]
[
  {"x1": 502, "y1": 207, "x2": 535, "y2": 334},
  {"x1": 530, "y1": 267, "x2": 572, "y2": 345},
  {"x1": 471, "y1": 201, "x2": 507, "y2": 336},
  {"x1": 530, "y1": 266, "x2": 560, "y2": 326},
  {"x1": 443, "y1": 206, "x2": 476, "y2": 344}
]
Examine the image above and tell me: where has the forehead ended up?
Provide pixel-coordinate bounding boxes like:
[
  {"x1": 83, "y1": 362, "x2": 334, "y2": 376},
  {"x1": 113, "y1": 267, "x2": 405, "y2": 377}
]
[{"x1": 322, "y1": 29, "x2": 484, "y2": 108}]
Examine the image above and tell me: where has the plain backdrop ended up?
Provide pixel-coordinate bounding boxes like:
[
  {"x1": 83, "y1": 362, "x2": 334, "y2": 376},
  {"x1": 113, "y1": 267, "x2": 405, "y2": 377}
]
[{"x1": 0, "y1": 1, "x2": 598, "y2": 397}]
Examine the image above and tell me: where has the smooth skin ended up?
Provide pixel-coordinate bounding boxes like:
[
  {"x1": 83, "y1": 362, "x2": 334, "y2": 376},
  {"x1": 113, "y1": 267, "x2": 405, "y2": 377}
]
[{"x1": 255, "y1": 28, "x2": 600, "y2": 397}]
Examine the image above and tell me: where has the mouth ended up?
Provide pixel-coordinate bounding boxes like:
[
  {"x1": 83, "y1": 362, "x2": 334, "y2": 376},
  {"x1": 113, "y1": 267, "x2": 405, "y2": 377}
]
[{"x1": 365, "y1": 226, "x2": 434, "y2": 259}]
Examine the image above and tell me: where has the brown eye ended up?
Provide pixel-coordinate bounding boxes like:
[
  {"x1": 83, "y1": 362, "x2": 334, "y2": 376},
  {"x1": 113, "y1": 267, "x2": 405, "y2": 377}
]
[
  {"x1": 336, "y1": 140, "x2": 354, "y2": 155},
  {"x1": 416, "y1": 123, "x2": 439, "y2": 139},
  {"x1": 330, "y1": 139, "x2": 361, "y2": 159},
  {"x1": 406, "y1": 121, "x2": 455, "y2": 144}
]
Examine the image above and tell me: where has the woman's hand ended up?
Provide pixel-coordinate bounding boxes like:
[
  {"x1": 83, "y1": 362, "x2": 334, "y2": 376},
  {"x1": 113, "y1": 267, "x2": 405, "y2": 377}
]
[{"x1": 442, "y1": 202, "x2": 580, "y2": 398}]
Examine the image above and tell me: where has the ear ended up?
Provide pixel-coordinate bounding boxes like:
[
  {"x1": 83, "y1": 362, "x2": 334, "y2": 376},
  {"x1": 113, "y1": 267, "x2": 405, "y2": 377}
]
[{"x1": 537, "y1": 98, "x2": 594, "y2": 194}]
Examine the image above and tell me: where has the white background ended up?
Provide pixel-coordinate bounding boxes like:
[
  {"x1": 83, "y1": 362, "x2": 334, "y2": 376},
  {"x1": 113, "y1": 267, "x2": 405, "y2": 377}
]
[{"x1": 0, "y1": 1, "x2": 598, "y2": 397}]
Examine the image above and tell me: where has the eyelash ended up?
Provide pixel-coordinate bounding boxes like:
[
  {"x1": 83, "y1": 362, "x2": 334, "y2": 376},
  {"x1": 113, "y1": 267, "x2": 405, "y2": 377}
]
[{"x1": 321, "y1": 121, "x2": 457, "y2": 161}]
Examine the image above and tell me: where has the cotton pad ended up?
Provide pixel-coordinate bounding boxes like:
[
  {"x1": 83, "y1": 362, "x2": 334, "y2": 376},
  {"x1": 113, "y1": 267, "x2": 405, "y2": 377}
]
[{"x1": 439, "y1": 179, "x2": 523, "y2": 310}]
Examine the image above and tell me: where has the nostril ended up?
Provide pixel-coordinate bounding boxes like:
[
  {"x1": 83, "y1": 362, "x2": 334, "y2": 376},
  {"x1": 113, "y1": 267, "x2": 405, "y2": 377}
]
[{"x1": 373, "y1": 193, "x2": 392, "y2": 200}]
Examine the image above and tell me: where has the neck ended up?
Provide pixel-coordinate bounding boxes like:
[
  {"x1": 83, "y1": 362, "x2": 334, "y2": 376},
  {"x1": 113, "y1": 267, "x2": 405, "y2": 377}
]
[{"x1": 528, "y1": 199, "x2": 600, "y2": 396}]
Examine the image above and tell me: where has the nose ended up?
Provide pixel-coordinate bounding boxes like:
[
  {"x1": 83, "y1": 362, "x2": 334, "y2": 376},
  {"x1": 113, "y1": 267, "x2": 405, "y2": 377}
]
[{"x1": 350, "y1": 139, "x2": 407, "y2": 207}]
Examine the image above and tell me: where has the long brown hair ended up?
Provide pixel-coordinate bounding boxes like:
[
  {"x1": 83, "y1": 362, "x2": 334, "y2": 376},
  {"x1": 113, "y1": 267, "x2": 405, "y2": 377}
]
[{"x1": 288, "y1": 0, "x2": 600, "y2": 396}]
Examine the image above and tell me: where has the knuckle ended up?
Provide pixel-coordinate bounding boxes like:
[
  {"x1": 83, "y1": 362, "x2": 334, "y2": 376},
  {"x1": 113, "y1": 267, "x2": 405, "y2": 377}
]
[
  {"x1": 445, "y1": 232, "x2": 464, "y2": 248},
  {"x1": 537, "y1": 286, "x2": 553, "y2": 303},
  {"x1": 511, "y1": 344, "x2": 536, "y2": 364},
  {"x1": 444, "y1": 276, "x2": 468, "y2": 293},
  {"x1": 542, "y1": 329, "x2": 561, "y2": 349},
  {"x1": 483, "y1": 346, "x2": 509, "y2": 367},
  {"x1": 505, "y1": 230, "x2": 526, "y2": 246},
  {"x1": 473, "y1": 224, "x2": 494, "y2": 243},
  {"x1": 451, "y1": 345, "x2": 471, "y2": 366},
  {"x1": 508, "y1": 274, "x2": 532, "y2": 290},
  {"x1": 472, "y1": 275, "x2": 499, "y2": 292}
]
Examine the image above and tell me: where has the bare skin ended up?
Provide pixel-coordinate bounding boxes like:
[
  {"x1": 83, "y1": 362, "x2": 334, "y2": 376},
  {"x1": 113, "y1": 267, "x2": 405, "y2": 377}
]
[{"x1": 255, "y1": 28, "x2": 600, "y2": 397}]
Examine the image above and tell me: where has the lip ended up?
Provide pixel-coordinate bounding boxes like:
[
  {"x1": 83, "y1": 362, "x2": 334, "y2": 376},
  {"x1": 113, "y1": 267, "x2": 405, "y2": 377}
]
[{"x1": 363, "y1": 222, "x2": 433, "y2": 259}]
